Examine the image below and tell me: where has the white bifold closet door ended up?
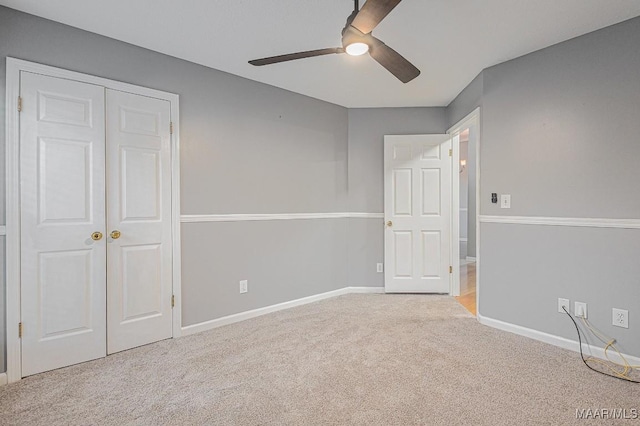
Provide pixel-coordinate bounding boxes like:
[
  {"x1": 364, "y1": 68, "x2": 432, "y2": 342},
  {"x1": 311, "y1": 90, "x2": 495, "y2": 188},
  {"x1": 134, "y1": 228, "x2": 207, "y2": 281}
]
[
  {"x1": 19, "y1": 72, "x2": 173, "y2": 377},
  {"x1": 20, "y1": 73, "x2": 108, "y2": 377},
  {"x1": 105, "y1": 89, "x2": 173, "y2": 355}
]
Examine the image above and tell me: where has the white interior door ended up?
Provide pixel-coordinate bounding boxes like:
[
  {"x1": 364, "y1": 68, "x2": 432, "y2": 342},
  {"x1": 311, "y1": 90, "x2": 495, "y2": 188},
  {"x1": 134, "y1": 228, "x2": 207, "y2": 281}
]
[
  {"x1": 384, "y1": 135, "x2": 452, "y2": 293},
  {"x1": 20, "y1": 72, "x2": 107, "y2": 376},
  {"x1": 106, "y1": 89, "x2": 173, "y2": 354}
]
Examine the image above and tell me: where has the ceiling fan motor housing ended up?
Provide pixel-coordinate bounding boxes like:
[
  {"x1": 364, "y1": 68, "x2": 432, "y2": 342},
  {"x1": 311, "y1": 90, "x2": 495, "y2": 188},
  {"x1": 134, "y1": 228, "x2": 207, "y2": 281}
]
[{"x1": 342, "y1": 25, "x2": 370, "y2": 51}]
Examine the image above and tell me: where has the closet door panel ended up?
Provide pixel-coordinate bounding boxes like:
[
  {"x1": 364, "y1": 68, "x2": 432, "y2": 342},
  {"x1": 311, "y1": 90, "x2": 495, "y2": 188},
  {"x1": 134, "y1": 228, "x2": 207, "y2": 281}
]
[
  {"x1": 106, "y1": 89, "x2": 173, "y2": 354},
  {"x1": 20, "y1": 72, "x2": 107, "y2": 376}
]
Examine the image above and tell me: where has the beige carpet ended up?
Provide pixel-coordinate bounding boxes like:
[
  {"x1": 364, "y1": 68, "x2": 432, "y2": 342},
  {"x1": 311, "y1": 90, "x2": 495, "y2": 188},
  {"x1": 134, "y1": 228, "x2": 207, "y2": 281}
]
[{"x1": 1, "y1": 294, "x2": 638, "y2": 425}]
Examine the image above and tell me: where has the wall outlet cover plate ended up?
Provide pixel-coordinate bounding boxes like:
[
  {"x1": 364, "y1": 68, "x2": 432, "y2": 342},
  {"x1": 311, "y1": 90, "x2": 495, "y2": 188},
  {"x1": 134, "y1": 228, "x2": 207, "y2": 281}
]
[
  {"x1": 558, "y1": 298, "x2": 569, "y2": 313},
  {"x1": 574, "y1": 301, "x2": 587, "y2": 319},
  {"x1": 612, "y1": 308, "x2": 629, "y2": 328}
]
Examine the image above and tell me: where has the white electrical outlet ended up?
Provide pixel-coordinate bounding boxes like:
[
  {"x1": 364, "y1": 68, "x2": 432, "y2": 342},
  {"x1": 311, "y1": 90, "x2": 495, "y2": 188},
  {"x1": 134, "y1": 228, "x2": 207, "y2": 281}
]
[
  {"x1": 612, "y1": 308, "x2": 629, "y2": 328},
  {"x1": 376, "y1": 263, "x2": 383, "y2": 273},
  {"x1": 558, "y1": 298, "x2": 570, "y2": 313},
  {"x1": 239, "y1": 280, "x2": 248, "y2": 294},
  {"x1": 574, "y1": 301, "x2": 587, "y2": 318}
]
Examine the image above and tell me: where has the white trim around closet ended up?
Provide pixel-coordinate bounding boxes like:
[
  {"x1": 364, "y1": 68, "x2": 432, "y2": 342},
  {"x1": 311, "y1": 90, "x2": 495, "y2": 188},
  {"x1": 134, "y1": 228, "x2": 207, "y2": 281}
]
[{"x1": 4, "y1": 58, "x2": 182, "y2": 383}]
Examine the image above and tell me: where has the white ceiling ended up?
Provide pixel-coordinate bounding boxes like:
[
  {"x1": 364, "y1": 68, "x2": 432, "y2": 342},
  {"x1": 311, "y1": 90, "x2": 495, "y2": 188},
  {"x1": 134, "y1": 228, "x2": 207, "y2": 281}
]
[{"x1": 3, "y1": 0, "x2": 640, "y2": 107}]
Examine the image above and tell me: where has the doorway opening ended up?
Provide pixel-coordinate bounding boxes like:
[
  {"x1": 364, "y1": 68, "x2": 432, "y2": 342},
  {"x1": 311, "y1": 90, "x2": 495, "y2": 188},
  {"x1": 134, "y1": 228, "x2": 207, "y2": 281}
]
[{"x1": 448, "y1": 109, "x2": 480, "y2": 315}]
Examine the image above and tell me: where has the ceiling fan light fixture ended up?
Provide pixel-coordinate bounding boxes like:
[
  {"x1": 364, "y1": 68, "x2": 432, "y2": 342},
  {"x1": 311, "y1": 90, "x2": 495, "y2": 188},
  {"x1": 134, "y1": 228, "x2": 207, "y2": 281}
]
[
  {"x1": 345, "y1": 42, "x2": 369, "y2": 56},
  {"x1": 249, "y1": 0, "x2": 420, "y2": 83}
]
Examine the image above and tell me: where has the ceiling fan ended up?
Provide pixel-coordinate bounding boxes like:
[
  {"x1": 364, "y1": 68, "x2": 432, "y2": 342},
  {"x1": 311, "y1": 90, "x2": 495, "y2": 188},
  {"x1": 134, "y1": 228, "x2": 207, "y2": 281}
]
[{"x1": 248, "y1": 0, "x2": 420, "y2": 83}]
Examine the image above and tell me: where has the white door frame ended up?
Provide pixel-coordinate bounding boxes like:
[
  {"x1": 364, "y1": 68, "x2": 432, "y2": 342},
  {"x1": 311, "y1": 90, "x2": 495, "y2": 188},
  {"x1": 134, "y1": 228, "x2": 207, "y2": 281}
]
[
  {"x1": 447, "y1": 107, "x2": 480, "y2": 307},
  {"x1": 4, "y1": 58, "x2": 183, "y2": 383}
]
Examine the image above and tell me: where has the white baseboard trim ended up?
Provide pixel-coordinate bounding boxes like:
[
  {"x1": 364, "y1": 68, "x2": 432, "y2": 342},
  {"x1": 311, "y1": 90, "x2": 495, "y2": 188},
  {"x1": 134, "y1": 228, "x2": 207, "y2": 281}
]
[
  {"x1": 466, "y1": 256, "x2": 476, "y2": 262},
  {"x1": 480, "y1": 215, "x2": 640, "y2": 229},
  {"x1": 0, "y1": 373, "x2": 7, "y2": 386},
  {"x1": 181, "y1": 212, "x2": 384, "y2": 223},
  {"x1": 0, "y1": 225, "x2": 6, "y2": 236},
  {"x1": 477, "y1": 313, "x2": 640, "y2": 366},
  {"x1": 347, "y1": 286, "x2": 385, "y2": 294},
  {"x1": 181, "y1": 286, "x2": 383, "y2": 336}
]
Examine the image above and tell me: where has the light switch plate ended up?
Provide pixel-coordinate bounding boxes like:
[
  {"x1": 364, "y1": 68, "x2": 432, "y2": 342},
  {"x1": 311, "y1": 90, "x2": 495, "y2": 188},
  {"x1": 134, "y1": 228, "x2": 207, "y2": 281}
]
[{"x1": 500, "y1": 194, "x2": 511, "y2": 209}]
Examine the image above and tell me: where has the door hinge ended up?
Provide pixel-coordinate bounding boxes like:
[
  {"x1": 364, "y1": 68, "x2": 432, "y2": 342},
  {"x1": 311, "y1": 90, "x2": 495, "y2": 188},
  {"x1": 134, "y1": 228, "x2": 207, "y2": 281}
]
[
  {"x1": 18, "y1": 322, "x2": 23, "y2": 338},
  {"x1": 449, "y1": 149, "x2": 452, "y2": 157},
  {"x1": 17, "y1": 96, "x2": 23, "y2": 112},
  {"x1": 171, "y1": 295, "x2": 175, "y2": 308},
  {"x1": 169, "y1": 122, "x2": 173, "y2": 135},
  {"x1": 449, "y1": 265, "x2": 453, "y2": 274}
]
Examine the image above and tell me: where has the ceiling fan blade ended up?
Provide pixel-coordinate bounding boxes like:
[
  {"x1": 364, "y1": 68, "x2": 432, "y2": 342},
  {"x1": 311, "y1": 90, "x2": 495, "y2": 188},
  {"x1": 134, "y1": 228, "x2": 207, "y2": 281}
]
[
  {"x1": 351, "y1": 0, "x2": 402, "y2": 34},
  {"x1": 369, "y1": 37, "x2": 420, "y2": 83},
  {"x1": 249, "y1": 48, "x2": 344, "y2": 66}
]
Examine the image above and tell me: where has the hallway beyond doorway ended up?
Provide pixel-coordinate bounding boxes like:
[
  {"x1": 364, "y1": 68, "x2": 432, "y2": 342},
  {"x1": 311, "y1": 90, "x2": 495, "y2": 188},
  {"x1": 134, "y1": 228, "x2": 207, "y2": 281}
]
[{"x1": 455, "y1": 262, "x2": 476, "y2": 315}]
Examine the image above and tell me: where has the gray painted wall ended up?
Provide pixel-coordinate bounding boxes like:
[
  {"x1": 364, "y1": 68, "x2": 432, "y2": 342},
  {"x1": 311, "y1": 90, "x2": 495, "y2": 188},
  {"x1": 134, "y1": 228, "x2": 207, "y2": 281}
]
[
  {"x1": 477, "y1": 16, "x2": 640, "y2": 356},
  {"x1": 181, "y1": 85, "x2": 348, "y2": 215},
  {"x1": 481, "y1": 17, "x2": 640, "y2": 219},
  {"x1": 481, "y1": 224, "x2": 640, "y2": 356},
  {"x1": 347, "y1": 108, "x2": 447, "y2": 287},
  {"x1": 0, "y1": 6, "x2": 349, "y2": 371},
  {"x1": 182, "y1": 219, "x2": 348, "y2": 326},
  {"x1": 447, "y1": 72, "x2": 483, "y2": 130},
  {"x1": 347, "y1": 108, "x2": 448, "y2": 213}
]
